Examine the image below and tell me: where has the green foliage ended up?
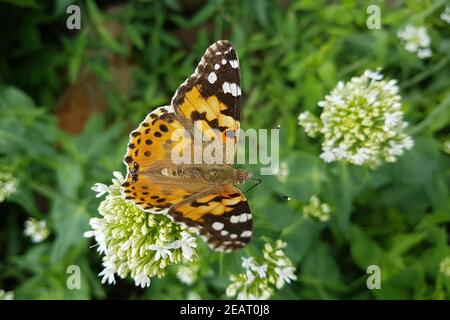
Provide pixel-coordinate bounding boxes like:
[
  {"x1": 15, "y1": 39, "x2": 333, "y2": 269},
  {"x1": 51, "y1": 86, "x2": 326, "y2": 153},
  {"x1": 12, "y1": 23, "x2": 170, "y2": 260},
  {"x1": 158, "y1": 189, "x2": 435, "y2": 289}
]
[{"x1": 0, "y1": 0, "x2": 449, "y2": 300}]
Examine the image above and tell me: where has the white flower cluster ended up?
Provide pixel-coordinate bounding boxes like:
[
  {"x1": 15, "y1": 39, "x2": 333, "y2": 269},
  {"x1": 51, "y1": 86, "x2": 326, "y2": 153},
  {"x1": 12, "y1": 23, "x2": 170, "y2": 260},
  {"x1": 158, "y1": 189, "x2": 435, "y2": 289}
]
[
  {"x1": 441, "y1": 6, "x2": 450, "y2": 24},
  {"x1": 439, "y1": 256, "x2": 450, "y2": 277},
  {"x1": 303, "y1": 195, "x2": 331, "y2": 222},
  {"x1": 298, "y1": 112, "x2": 321, "y2": 138},
  {"x1": 177, "y1": 263, "x2": 199, "y2": 285},
  {"x1": 0, "y1": 172, "x2": 18, "y2": 203},
  {"x1": 299, "y1": 69, "x2": 414, "y2": 166},
  {"x1": 24, "y1": 218, "x2": 49, "y2": 243},
  {"x1": 226, "y1": 240, "x2": 297, "y2": 300},
  {"x1": 397, "y1": 25, "x2": 432, "y2": 59},
  {"x1": 187, "y1": 291, "x2": 202, "y2": 300},
  {"x1": 443, "y1": 137, "x2": 450, "y2": 155},
  {"x1": 0, "y1": 289, "x2": 14, "y2": 300},
  {"x1": 86, "y1": 172, "x2": 198, "y2": 288}
]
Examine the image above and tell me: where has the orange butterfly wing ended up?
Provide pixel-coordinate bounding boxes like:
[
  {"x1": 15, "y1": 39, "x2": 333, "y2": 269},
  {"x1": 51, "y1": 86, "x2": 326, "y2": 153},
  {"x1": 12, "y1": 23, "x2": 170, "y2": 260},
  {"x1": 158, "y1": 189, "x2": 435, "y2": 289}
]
[
  {"x1": 170, "y1": 184, "x2": 252, "y2": 252},
  {"x1": 122, "y1": 106, "x2": 198, "y2": 213},
  {"x1": 122, "y1": 40, "x2": 252, "y2": 251}
]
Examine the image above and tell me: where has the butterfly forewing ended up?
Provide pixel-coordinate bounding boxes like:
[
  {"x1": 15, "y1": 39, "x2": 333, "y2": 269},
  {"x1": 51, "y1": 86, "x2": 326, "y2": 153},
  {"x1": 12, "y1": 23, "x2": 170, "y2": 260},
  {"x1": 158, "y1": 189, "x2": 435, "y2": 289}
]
[{"x1": 172, "y1": 40, "x2": 241, "y2": 165}]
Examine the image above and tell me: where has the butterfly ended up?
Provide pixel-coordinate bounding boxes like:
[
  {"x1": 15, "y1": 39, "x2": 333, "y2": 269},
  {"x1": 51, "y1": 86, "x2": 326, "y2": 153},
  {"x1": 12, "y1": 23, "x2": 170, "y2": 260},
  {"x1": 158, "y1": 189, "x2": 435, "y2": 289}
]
[{"x1": 121, "y1": 40, "x2": 252, "y2": 252}]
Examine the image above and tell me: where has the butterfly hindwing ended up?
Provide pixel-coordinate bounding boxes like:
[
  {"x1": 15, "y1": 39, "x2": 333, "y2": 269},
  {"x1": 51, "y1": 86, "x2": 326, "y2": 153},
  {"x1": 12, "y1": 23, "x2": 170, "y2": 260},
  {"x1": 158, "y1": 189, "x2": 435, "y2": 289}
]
[{"x1": 170, "y1": 185, "x2": 252, "y2": 252}]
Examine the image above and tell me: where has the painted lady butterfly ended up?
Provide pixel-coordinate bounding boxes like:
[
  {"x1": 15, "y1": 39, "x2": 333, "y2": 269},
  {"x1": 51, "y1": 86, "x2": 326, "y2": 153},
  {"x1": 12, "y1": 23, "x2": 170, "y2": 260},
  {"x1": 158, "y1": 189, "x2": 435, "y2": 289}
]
[{"x1": 121, "y1": 40, "x2": 252, "y2": 252}]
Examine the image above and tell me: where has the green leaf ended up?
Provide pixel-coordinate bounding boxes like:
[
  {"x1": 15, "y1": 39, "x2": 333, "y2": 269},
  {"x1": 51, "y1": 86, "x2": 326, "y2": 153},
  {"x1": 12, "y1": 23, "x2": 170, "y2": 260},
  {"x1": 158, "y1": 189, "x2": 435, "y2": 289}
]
[
  {"x1": 0, "y1": 86, "x2": 35, "y2": 108},
  {"x1": 349, "y1": 224, "x2": 382, "y2": 269}
]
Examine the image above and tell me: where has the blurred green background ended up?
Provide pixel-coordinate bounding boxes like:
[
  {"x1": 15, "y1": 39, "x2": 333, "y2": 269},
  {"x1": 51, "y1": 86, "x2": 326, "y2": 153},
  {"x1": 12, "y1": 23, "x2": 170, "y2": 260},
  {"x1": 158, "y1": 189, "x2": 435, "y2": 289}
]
[{"x1": 0, "y1": 0, "x2": 449, "y2": 299}]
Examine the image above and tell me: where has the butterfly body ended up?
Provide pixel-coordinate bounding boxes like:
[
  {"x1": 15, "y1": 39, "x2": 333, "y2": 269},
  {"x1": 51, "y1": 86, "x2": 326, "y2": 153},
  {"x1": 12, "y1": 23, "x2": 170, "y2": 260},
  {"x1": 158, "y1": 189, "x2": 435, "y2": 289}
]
[
  {"x1": 122, "y1": 40, "x2": 253, "y2": 252},
  {"x1": 163, "y1": 165, "x2": 250, "y2": 185}
]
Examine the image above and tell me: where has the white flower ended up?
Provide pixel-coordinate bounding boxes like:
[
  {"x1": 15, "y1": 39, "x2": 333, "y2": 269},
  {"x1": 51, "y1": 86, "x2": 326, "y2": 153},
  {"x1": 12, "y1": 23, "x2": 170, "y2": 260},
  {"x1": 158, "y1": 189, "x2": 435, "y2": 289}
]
[
  {"x1": 320, "y1": 148, "x2": 336, "y2": 163},
  {"x1": 439, "y1": 257, "x2": 450, "y2": 277},
  {"x1": 170, "y1": 232, "x2": 197, "y2": 261},
  {"x1": 0, "y1": 289, "x2": 14, "y2": 300},
  {"x1": 352, "y1": 148, "x2": 371, "y2": 165},
  {"x1": 253, "y1": 264, "x2": 268, "y2": 278},
  {"x1": 274, "y1": 266, "x2": 297, "y2": 289},
  {"x1": 177, "y1": 264, "x2": 199, "y2": 285},
  {"x1": 187, "y1": 291, "x2": 201, "y2": 300},
  {"x1": 397, "y1": 25, "x2": 432, "y2": 59},
  {"x1": 99, "y1": 259, "x2": 116, "y2": 285},
  {"x1": 303, "y1": 195, "x2": 332, "y2": 222},
  {"x1": 334, "y1": 143, "x2": 349, "y2": 159},
  {"x1": 417, "y1": 48, "x2": 432, "y2": 59},
  {"x1": 84, "y1": 218, "x2": 107, "y2": 254},
  {"x1": 112, "y1": 171, "x2": 125, "y2": 185},
  {"x1": 384, "y1": 112, "x2": 402, "y2": 128},
  {"x1": 298, "y1": 111, "x2": 321, "y2": 138},
  {"x1": 440, "y1": 6, "x2": 450, "y2": 24},
  {"x1": 364, "y1": 69, "x2": 383, "y2": 81},
  {"x1": 237, "y1": 292, "x2": 249, "y2": 300},
  {"x1": 134, "y1": 272, "x2": 151, "y2": 288},
  {"x1": 443, "y1": 137, "x2": 450, "y2": 154},
  {"x1": 3, "y1": 182, "x2": 16, "y2": 195},
  {"x1": 23, "y1": 218, "x2": 49, "y2": 243},
  {"x1": 241, "y1": 256, "x2": 256, "y2": 270},
  {"x1": 0, "y1": 172, "x2": 18, "y2": 203},
  {"x1": 245, "y1": 270, "x2": 255, "y2": 285},
  {"x1": 148, "y1": 244, "x2": 173, "y2": 261},
  {"x1": 177, "y1": 269, "x2": 194, "y2": 285},
  {"x1": 328, "y1": 95, "x2": 345, "y2": 106},
  {"x1": 91, "y1": 183, "x2": 109, "y2": 198}
]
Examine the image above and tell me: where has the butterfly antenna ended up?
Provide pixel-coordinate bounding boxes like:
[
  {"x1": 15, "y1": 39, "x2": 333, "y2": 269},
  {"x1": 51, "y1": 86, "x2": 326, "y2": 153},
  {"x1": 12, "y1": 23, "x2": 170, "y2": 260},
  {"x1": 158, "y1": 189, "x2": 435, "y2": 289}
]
[
  {"x1": 244, "y1": 178, "x2": 262, "y2": 194},
  {"x1": 272, "y1": 191, "x2": 291, "y2": 201},
  {"x1": 243, "y1": 177, "x2": 291, "y2": 201}
]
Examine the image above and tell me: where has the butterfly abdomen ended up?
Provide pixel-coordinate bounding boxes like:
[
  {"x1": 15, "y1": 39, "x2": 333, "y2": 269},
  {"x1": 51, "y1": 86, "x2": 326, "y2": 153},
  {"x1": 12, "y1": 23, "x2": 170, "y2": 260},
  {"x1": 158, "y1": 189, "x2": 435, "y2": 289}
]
[{"x1": 164, "y1": 164, "x2": 235, "y2": 183}]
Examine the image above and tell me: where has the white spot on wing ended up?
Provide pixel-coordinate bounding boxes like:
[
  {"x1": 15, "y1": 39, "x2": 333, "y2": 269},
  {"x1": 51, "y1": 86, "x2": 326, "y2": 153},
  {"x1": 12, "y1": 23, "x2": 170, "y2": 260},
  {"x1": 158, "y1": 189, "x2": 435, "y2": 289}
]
[
  {"x1": 222, "y1": 82, "x2": 241, "y2": 97},
  {"x1": 222, "y1": 82, "x2": 231, "y2": 95},
  {"x1": 238, "y1": 213, "x2": 247, "y2": 222},
  {"x1": 208, "y1": 72, "x2": 217, "y2": 84},
  {"x1": 230, "y1": 234, "x2": 238, "y2": 239},
  {"x1": 230, "y1": 83, "x2": 237, "y2": 96},
  {"x1": 214, "y1": 64, "x2": 220, "y2": 70},
  {"x1": 220, "y1": 230, "x2": 229, "y2": 236},
  {"x1": 241, "y1": 230, "x2": 252, "y2": 238},
  {"x1": 221, "y1": 59, "x2": 227, "y2": 65},
  {"x1": 229, "y1": 60, "x2": 239, "y2": 68},
  {"x1": 212, "y1": 222, "x2": 224, "y2": 230},
  {"x1": 230, "y1": 215, "x2": 239, "y2": 223}
]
